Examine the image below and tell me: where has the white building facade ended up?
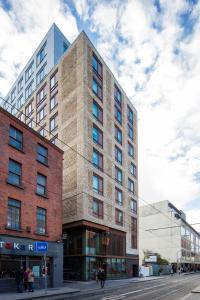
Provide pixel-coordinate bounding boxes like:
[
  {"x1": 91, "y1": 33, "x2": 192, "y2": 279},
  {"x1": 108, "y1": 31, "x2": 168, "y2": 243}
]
[{"x1": 139, "y1": 200, "x2": 200, "y2": 271}]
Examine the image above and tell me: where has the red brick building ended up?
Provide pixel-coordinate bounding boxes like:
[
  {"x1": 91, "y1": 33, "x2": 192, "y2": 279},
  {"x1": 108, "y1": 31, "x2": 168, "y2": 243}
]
[{"x1": 0, "y1": 107, "x2": 63, "y2": 291}]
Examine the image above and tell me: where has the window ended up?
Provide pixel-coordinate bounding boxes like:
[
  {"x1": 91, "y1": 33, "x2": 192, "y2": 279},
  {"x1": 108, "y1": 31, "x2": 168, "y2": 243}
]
[
  {"x1": 92, "y1": 198, "x2": 103, "y2": 219},
  {"x1": 115, "y1": 105, "x2": 122, "y2": 124},
  {"x1": 17, "y1": 77, "x2": 23, "y2": 93},
  {"x1": 63, "y1": 43, "x2": 68, "y2": 53},
  {"x1": 128, "y1": 142, "x2": 134, "y2": 158},
  {"x1": 115, "y1": 126, "x2": 122, "y2": 145},
  {"x1": 92, "y1": 54, "x2": 102, "y2": 78},
  {"x1": 37, "y1": 43, "x2": 46, "y2": 66},
  {"x1": 92, "y1": 148, "x2": 103, "y2": 170},
  {"x1": 25, "y1": 101, "x2": 33, "y2": 117},
  {"x1": 128, "y1": 106, "x2": 133, "y2": 124},
  {"x1": 37, "y1": 106, "x2": 46, "y2": 122},
  {"x1": 11, "y1": 104, "x2": 17, "y2": 115},
  {"x1": 38, "y1": 126, "x2": 46, "y2": 137},
  {"x1": 25, "y1": 81, "x2": 34, "y2": 99},
  {"x1": 7, "y1": 199, "x2": 21, "y2": 230},
  {"x1": 11, "y1": 88, "x2": 16, "y2": 102},
  {"x1": 37, "y1": 144, "x2": 48, "y2": 165},
  {"x1": 92, "y1": 78, "x2": 102, "y2": 100},
  {"x1": 115, "y1": 188, "x2": 123, "y2": 206},
  {"x1": 115, "y1": 166, "x2": 122, "y2": 185},
  {"x1": 50, "y1": 114, "x2": 58, "y2": 132},
  {"x1": 128, "y1": 178, "x2": 134, "y2": 194},
  {"x1": 92, "y1": 124, "x2": 103, "y2": 147},
  {"x1": 8, "y1": 159, "x2": 22, "y2": 187},
  {"x1": 25, "y1": 61, "x2": 34, "y2": 82},
  {"x1": 131, "y1": 199, "x2": 137, "y2": 213},
  {"x1": 36, "y1": 208, "x2": 46, "y2": 234},
  {"x1": 115, "y1": 146, "x2": 122, "y2": 165},
  {"x1": 9, "y1": 126, "x2": 23, "y2": 150},
  {"x1": 131, "y1": 217, "x2": 137, "y2": 249},
  {"x1": 27, "y1": 119, "x2": 33, "y2": 128},
  {"x1": 128, "y1": 123, "x2": 134, "y2": 141},
  {"x1": 37, "y1": 173, "x2": 47, "y2": 196},
  {"x1": 50, "y1": 93, "x2": 58, "y2": 111},
  {"x1": 114, "y1": 85, "x2": 122, "y2": 107},
  {"x1": 50, "y1": 134, "x2": 58, "y2": 145},
  {"x1": 17, "y1": 95, "x2": 23, "y2": 109},
  {"x1": 92, "y1": 100, "x2": 103, "y2": 123},
  {"x1": 93, "y1": 173, "x2": 103, "y2": 195},
  {"x1": 130, "y1": 163, "x2": 137, "y2": 177},
  {"x1": 18, "y1": 113, "x2": 24, "y2": 122},
  {"x1": 115, "y1": 209, "x2": 123, "y2": 226},
  {"x1": 37, "y1": 85, "x2": 47, "y2": 104},
  {"x1": 36, "y1": 64, "x2": 46, "y2": 85},
  {"x1": 50, "y1": 71, "x2": 58, "y2": 90}
]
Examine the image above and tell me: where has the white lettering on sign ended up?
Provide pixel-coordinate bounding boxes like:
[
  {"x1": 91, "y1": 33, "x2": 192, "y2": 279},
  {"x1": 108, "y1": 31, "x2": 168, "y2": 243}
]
[
  {"x1": 28, "y1": 244, "x2": 34, "y2": 251},
  {"x1": 0, "y1": 241, "x2": 5, "y2": 248},
  {"x1": 14, "y1": 243, "x2": 20, "y2": 250}
]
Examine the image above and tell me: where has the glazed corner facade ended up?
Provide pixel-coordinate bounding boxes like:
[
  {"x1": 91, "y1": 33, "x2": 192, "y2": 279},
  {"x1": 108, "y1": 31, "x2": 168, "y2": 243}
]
[{"x1": 12, "y1": 29, "x2": 138, "y2": 279}]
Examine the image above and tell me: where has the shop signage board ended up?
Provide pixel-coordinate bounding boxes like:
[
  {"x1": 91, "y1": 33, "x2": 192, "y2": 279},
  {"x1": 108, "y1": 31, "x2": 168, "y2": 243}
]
[
  {"x1": 34, "y1": 242, "x2": 48, "y2": 252},
  {"x1": 145, "y1": 255, "x2": 157, "y2": 263}
]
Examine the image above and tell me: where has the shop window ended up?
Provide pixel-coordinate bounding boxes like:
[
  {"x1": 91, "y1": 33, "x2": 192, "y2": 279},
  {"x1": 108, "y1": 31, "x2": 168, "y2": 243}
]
[
  {"x1": 36, "y1": 207, "x2": 46, "y2": 234},
  {"x1": 36, "y1": 173, "x2": 47, "y2": 196},
  {"x1": 37, "y1": 144, "x2": 48, "y2": 165},
  {"x1": 9, "y1": 126, "x2": 23, "y2": 150},
  {"x1": 115, "y1": 209, "x2": 123, "y2": 226},
  {"x1": 92, "y1": 198, "x2": 103, "y2": 219},
  {"x1": 8, "y1": 159, "x2": 22, "y2": 187},
  {"x1": 7, "y1": 198, "x2": 21, "y2": 230}
]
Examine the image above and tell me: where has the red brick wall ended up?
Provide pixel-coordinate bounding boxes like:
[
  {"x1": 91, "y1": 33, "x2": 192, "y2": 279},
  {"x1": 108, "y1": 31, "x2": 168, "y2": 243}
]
[{"x1": 0, "y1": 109, "x2": 63, "y2": 242}]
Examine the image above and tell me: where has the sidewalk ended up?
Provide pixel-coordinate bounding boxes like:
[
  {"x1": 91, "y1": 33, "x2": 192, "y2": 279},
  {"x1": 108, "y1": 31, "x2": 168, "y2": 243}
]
[
  {"x1": 191, "y1": 286, "x2": 200, "y2": 293},
  {"x1": 0, "y1": 276, "x2": 166, "y2": 300}
]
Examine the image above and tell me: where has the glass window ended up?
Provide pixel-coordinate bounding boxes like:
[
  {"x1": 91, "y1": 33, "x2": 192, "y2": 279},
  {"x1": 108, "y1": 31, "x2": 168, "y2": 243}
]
[
  {"x1": 130, "y1": 163, "x2": 137, "y2": 177},
  {"x1": 131, "y1": 217, "x2": 137, "y2": 249},
  {"x1": 36, "y1": 64, "x2": 46, "y2": 85},
  {"x1": 115, "y1": 188, "x2": 123, "y2": 206},
  {"x1": 37, "y1": 43, "x2": 46, "y2": 66},
  {"x1": 7, "y1": 199, "x2": 21, "y2": 230},
  {"x1": 114, "y1": 85, "x2": 122, "y2": 107},
  {"x1": 9, "y1": 126, "x2": 23, "y2": 150},
  {"x1": 115, "y1": 105, "x2": 122, "y2": 124},
  {"x1": 92, "y1": 100, "x2": 103, "y2": 123},
  {"x1": 50, "y1": 93, "x2": 58, "y2": 111},
  {"x1": 63, "y1": 43, "x2": 68, "y2": 53},
  {"x1": 18, "y1": 113, "x2": 24, "y2": 122},
  {"x1": 115, "y1": 166, "x2": 123, "y2": 185},
  {"x1": 92, "y1": 125, "x2": 103, "y2": 147},
  {"x1": 17, "y1": 95, "x2": 23, "y2": 109},
  {"x1": 25, "y1": 61, "x2": 34, "y2": 82},
  {"x1": 115, "y1": 126, "x2": 122, "y2": 145},
  {"x1": 25, "y1": 101, "x2": 33, "y2": 117},
  {"x1": 50, "y1": 114, "x2": 58, "y2": 132},
  {"x1": 25, "y1": 81, "x2": 33, "y2": 100},
  {"x1": 115, "y1": 146, "x2": 122, "y2": 165},
  {"x1": 36, "y1": 207, "x2": 46, "y2": 234},
  {"x1": 93, "y1": 173, "x2": 103, "y2": 195},
  {"x1": 38, "y1": 126, "x2": 46, "y2": 137},
  {"x1": 50, "y1": 71, "x2": 58, "y2": 90},
  {"x1": 92, "y1": 198, "x2": 103, "y2": 219},
  {"x1": 128, "y1": 178, "x2": 134, "y2": 194},
  {"x1": 92, "y1": 148, "x2": 103, "y2": 170},
  {"x1": 37, "y1": 106, "x2": 46, "y2": 122},
  {"x1": 8, "y1": 159, "x2": 22, "y2": 186},
  {"x1": 115, "y1": 209, "x2": 123, "y2": 226},
  {"x1": 36, "y1": 173, "x2": 47, "y2": 196},
  {"x1": 17, "y1": 77, "x2": 23, "y2": 93},
  {"x1": 131, "y1": 199, "x2": 137, "y2": 213},
  {"x1": 50, "y1": 134, "x2": 58, "y2": 145},
  {"x1": 128, "y1": 142, "x2": 134, "y2": 158},
  {"x1": 92, "y1": 78, "x2": 102, "y2": 100},
  {"x1": 92, "y1": 54, "x2": 102, "y2": 77},
  {"x1": 128, "y1": 124, "x2": 134, "y2": 141},
  {"x1": 128, "y1": 106, "x2": 133, "y2": 124},
  {"x1": 37, "y1": 144, "x2": 48, "y2": 165},
  {"x1": 27, "y1": 119, "x2": 33, "y2": 128},
  {"x1": 11, "y1": 88, "x2": 16, "y2": 102},
  {"x1": 37, "y1": 85, "x2": 46, "y2": 104}
]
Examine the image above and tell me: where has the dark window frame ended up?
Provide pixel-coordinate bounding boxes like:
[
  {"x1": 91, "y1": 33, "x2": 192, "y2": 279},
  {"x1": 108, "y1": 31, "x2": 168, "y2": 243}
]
[
  {"x1": 115, "y1": 125, "x2": 122, "y2": 145},
  {"x1": 92, "y1": 148, "x2": 103, "y2": 171},
  {"x1": 92, "y1": 53, "x2": 103, "y2": 78},
  {"x1": 93, "y1": 173, "x2": 103, "y2": 195},
  {"x1": 37, "y1": 144, "x2": 48, "y2": 165},
  {"x1": 115, "y1": 145, "x2": 122, "y2": 165},
  {"x1": 7, "y1": 198, "x2": 21, "y2": 230},
  {"x1": 36, "y1": 207, "x2": 47, "y2": 235},
  {"x1": 8, "y1": 159, "x2": 22, "y2": 187},
  {"x1": 115, "y1": 208, "x2": 123, "y2": 226},
  {"x1": 92, "y1": 124, "x2": 103, "y2": 147},
  {"x1": 92, "y1": 77, "x2": 103, "y2": 100},
  {"x1": 115, "y1": 166, "x2": 123, "y2": 185},
  {"x1": 92, "y1": 198, "x2": 103, "y2": 219},
  {"x1": 36, "y1": 173, "x2": 47, "y2": 197},
  {"x1": 92, "y1": 100, "x2": 103, "y2": 124},
  {"x1": 115, "y1": 187, "x2": 123, "y2": 206},
  {"x1": 9, "y1": 126, "x2": 23, "y2": 151}
]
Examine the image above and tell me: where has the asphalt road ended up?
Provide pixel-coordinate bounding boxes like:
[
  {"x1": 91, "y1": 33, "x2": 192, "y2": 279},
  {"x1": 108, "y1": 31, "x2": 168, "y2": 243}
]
[{"x1": 37, "y1": 274, "x2": 200, "y2": 300}]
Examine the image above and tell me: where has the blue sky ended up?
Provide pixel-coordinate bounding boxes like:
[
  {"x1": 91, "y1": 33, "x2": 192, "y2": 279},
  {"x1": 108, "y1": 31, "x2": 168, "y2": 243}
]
[{"x1": 0, "y1": 0, "x2": 200, "y2": 229}]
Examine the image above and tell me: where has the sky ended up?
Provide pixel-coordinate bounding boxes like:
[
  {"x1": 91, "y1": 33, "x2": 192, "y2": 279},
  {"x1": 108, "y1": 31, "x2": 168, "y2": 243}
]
[{"x1": 0, "y1": 0, "x2": 200, "y2": 230}]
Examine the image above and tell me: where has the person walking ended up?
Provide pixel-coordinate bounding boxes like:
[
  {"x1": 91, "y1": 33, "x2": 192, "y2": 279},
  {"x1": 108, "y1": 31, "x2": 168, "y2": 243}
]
[
  {"x1": 15, "y1": 267, "x2": 23, "y2": 293},
  {"x1": 98, "y1": 268, "x2": 106, "y2": 288},
  {"x1": 28, "y1": 268, "x2": 34, "y2": 292},
  {"x1": 23, "y1": 268, "x2": 29, "y2": 291}
]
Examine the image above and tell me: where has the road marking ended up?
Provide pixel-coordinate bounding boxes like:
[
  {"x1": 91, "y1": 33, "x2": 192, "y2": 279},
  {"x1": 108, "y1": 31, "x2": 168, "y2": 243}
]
[{"x1": 153, "y1": 288, "x2": 183, "y2": 299}]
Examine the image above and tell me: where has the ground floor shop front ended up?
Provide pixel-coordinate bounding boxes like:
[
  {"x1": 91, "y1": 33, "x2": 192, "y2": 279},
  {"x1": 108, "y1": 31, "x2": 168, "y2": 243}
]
[
  {"x1": 0, "y1": 235, "x2": 63, "y2": 292},
  {"x1": 63, "y1": 221, "x2": 139, "y2": 280}
]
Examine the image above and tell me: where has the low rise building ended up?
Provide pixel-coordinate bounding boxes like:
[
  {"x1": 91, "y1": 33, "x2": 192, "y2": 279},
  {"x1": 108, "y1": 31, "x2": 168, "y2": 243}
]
[
  {"x1": 0, "y1": 107, "x2": 63, "y2": 291},
  {"x1": 139, "y1": 200, "x2": 200, "y2": 271}
]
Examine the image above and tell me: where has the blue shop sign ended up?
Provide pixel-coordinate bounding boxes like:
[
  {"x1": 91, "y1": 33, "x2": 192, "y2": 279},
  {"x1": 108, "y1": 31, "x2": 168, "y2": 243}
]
[{"x1": 34, "y1": 242, "x2": 48, "y2": 252}]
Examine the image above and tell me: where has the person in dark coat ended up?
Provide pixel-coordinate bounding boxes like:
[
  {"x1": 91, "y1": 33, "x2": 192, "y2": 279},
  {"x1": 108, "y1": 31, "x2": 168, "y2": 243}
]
[
  {"x1": 15, "y1": 267, "x2": 23, "y2": 293},
  {"x1": 98, "y1": 268, "x2": 106, "y2": 288}
]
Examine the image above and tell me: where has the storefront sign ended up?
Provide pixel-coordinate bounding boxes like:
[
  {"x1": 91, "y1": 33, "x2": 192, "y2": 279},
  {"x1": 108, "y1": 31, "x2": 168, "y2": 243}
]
[
  {"x1": 145, "y1": 255, "x2": 157, "y2": 263},
  {"x1": 34, "y1": 242, "x2": 48, "y2": 252},
  {"x1": 0, "y1": 240, "x2": 48, "y2": 252}
]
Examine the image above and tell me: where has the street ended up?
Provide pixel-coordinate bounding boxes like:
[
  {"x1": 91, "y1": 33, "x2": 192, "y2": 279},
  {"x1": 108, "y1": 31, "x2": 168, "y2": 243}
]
[{"x1": 37, "y1": 274, "x2": 200, "y2": 300}]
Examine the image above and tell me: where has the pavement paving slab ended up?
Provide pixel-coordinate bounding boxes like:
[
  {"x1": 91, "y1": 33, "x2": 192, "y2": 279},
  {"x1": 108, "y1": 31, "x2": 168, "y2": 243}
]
[{"x1": 191, "y1": 285, "x2": 200, "y2": 293}]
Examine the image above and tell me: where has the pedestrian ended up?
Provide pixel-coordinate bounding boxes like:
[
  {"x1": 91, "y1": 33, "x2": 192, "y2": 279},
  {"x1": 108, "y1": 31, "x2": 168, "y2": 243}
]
[
  {"x1": 23, "y1": 268, "x2": 29, "y2": 291},
  {"x1": 95, "y1": 268, "x2": 99, "y2": 283},
  {"x1": 170, "y1": 268, "x2": 173, "y2": 276},
  {"x1": 28, "y1": 268, "x2": 34, "y2": 292},
  {"x1": 98, "y1": 268, "x2": 106, "y2": 288},
  {"x1": 15, "y1": 267, "x2": 23, "y2": 293}
]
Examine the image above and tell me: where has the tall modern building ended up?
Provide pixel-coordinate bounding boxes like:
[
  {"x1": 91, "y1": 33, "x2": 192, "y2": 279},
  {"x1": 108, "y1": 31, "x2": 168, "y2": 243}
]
[{"x1": 3, "y1": 24, "x2": 139, "y2": 280}]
